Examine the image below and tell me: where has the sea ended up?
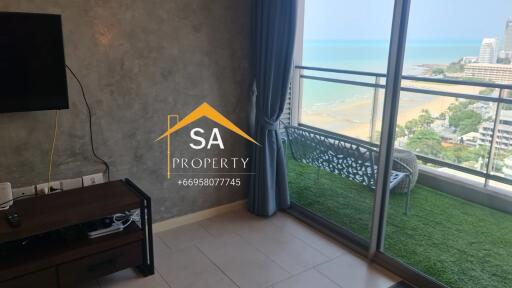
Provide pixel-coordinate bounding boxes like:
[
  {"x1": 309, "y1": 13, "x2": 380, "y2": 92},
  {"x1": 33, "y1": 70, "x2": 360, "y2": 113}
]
[{"x1": 301, "y1": 39, "x2": 482, "y2": 108}]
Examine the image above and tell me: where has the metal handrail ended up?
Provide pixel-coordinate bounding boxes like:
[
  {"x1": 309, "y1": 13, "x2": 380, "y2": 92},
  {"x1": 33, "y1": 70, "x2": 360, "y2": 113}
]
[
  {"x1": 296, "y1": 65, "x2": 512, "y2": 90},
  {"x1": 301, "y1": 75, "x2": 385, "y2": 89},
  {"x1": 296, "y1": 65, "x2": 386, "y2": 78},
  {"x1": 293, "y1": 65, "x2": 512, "y2": 188},
  {"x1": 297, "y1": 68, "x2": 512, "y2": 105},
  {"x1": 300, "y1": 74, "x2": 512, "y2": 105}
]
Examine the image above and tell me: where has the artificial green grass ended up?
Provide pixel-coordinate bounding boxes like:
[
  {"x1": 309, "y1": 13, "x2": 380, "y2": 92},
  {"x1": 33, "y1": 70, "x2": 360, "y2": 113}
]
[{"x1": 287, "y1": 157, "x2": 512, "y2": 288}]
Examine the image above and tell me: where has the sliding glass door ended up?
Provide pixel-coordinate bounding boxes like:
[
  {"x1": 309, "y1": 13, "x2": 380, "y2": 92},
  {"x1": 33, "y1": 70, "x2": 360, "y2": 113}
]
[
  {"x1": 286, "y1": 0, "x2": 397, "y2": 245},
  {"x1": 286, "y1": 0, "x2": 512, "y2": 287},
  {"x1": 381, "y1": 1, "x2": 512, "y2": 287}
]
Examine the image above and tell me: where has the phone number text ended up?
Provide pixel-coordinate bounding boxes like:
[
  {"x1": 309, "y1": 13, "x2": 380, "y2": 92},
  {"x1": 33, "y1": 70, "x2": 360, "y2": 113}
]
[{"x1": 177, "y1": 178, "x2": 241, "y2": 186}]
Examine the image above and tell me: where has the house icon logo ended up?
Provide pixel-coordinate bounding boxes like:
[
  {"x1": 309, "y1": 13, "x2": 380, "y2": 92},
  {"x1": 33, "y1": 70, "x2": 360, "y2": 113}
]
[{"x1": 156, "y1": 102, "x2": 259, "y2": 179}]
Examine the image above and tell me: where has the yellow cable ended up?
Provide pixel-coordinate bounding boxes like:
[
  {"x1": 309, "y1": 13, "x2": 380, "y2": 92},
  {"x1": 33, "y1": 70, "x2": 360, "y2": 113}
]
[{"x1": 48, "y1": 110, "x2": 59, "y2": 192}]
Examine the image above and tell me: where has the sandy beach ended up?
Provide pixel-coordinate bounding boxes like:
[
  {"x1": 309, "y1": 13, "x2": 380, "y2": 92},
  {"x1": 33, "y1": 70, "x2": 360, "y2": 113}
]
[{"x1": 301, "y1": 81, "x2": 482, "y2": 140}]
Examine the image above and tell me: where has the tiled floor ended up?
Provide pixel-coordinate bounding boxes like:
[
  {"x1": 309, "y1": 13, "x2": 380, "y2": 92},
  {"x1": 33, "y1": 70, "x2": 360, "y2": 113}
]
[{"x1": 86, "y1": 208, "x2": 400, "y2": 288}]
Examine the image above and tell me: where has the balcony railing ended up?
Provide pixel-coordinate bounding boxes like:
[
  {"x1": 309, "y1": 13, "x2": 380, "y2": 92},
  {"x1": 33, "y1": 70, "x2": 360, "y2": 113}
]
[{"x1": 289, "y1": 65, "x2": 512, "y2": 188}]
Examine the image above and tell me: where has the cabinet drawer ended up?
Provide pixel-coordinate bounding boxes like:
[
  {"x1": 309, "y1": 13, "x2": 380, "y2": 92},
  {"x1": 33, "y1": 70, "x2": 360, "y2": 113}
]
[
  {"x1": 58, "y1": 241, "x2": 143, "y2": 287},
  {"x1": 0, "y1": 268, "x2": 57, "y2": 288}
]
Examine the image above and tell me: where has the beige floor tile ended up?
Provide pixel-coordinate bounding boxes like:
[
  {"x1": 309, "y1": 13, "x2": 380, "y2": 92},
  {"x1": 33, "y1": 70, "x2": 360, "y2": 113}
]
[
  {"x1": 272, "y1": 269, "x2": 341, "y2": 288},
  {"x1": 266, "y1": 212, "x2": 297, "y2": 227},
  {"x1": 98, "y1": 268, "x2": 169, "y2": 288},
  {"x1": 196, "y1": 233, "x2": 290, "y2": 288},
  {"x1": 155, "y1": 242, "x2": 237, "y2": 288},
  {"x1": 239, "y1": 222, "x2": 329, "y2": 274},
  {"x1": 153, "y1": 235, "x2": 173, "y2": 268},
  {"x1": 157, "y1": 223, "x2": 212, "y2": 250},
  {"x1": 316, "y1": 254, "x2": 399, "y2": 288},
  {"x1": 269, "y1": 212, "x2": 350, "y2": 259},
  {"x1": 93, "y1": 210, "x2": 400, "y2": 288},
  {"x1": 199, "y1": 209, "x2": 266, "y2": 237}
]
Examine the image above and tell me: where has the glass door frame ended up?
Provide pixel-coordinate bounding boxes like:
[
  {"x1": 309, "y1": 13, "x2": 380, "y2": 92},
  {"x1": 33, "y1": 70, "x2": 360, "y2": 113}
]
[
  {"x1": 369, "y1": 0, "x2": 409, "y2": 256},
  {"x1": 368, "y1": 0, "x2": 447, "y2": 286},
  {"x1": 288, "y1": 0, "x2": 450, "y2": 286}
]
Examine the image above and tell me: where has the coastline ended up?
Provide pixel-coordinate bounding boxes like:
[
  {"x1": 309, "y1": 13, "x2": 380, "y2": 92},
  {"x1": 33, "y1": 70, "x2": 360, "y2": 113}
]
[{"x1": 301, "y1": 81, "x2": 482, "y2": 139}]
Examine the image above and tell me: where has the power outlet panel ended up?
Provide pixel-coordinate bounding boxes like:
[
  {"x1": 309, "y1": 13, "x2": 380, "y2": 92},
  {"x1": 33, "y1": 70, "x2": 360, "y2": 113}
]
[
  {"x1": 82, "y1": 173, "x2": 104, "y2": 187},
  {"x1": 60, "y1": 178, "x2": 83, "y2": 191},
  {"x1": 12, "y1": 186, "x2": 36, "y2": 199},
  {"x1": 36, "y1": 181, "x2": 62, "y2": 195}
]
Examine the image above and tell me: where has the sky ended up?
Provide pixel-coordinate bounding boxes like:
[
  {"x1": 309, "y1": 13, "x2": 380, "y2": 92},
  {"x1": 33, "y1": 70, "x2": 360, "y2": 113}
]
[{"x1": 304, "y1": 0, "x2": 512, "y2": 41}]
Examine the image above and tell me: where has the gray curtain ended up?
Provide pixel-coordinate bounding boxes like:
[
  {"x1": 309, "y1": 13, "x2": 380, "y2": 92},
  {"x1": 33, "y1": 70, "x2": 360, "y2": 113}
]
[{"x1": 248, "y1": 0, "x2": 297, "y2": 216}]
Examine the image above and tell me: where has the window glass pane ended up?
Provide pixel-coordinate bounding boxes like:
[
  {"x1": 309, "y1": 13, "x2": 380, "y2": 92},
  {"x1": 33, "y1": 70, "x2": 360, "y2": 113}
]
[
  {"x1": 288, "y1": 0, "x2": 394, "y2": 242},
  {"x1": 383, "y1": 1, "x2": 512, "y2": 287}
]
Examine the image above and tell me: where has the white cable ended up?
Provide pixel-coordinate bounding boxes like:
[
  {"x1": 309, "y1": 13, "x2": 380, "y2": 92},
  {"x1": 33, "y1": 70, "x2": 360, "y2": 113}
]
[{"x1": 112, "y1": 210, "x2": 140, "y2": 228}]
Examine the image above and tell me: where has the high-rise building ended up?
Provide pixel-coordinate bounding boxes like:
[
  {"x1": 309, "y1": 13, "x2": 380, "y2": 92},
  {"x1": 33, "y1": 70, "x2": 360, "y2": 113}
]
[
  {"x1": 478, "y1": 110, "x2": 512, "y2": 150},
  {"x1": 502, "y1": 18, "x2": 512, "y2": 54},
  {"x1": 479, "y1": 38, "x2": 498, "y2": 64}
]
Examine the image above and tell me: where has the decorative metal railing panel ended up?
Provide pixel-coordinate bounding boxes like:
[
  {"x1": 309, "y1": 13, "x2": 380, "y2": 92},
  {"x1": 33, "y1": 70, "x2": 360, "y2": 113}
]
[{"x1": 285, "y1": 125, "x2": 411, "y2": 190}]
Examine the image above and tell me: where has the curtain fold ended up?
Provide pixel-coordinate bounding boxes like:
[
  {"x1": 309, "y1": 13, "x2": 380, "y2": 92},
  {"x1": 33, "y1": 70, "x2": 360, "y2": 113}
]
[{"x1": 248, "y1": 0, "x2": 297, "y2": 216}]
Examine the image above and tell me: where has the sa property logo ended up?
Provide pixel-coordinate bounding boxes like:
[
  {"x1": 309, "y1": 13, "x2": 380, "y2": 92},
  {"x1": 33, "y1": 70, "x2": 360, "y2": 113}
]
[{"x1": 155, "y1": 102, "x2": 259, "y2": 179}]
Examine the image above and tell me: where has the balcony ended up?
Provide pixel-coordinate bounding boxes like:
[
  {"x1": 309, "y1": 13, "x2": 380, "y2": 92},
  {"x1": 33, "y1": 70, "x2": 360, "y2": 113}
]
[
  {"x1": 287, "y1": 153, "x2": 512, "y2": 288},
  {"x1": 285, "y1": 65, "x2": 512, "y2": 190},
  {"x1": 284, "y1": 65, "x2": 512, "y2": 288}
]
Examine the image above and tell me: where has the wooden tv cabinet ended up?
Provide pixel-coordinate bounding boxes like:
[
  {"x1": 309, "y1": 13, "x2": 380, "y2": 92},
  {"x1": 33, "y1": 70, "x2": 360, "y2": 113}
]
[{"x1": 0, "y1": 179, "x2": 154, "y2": 288}]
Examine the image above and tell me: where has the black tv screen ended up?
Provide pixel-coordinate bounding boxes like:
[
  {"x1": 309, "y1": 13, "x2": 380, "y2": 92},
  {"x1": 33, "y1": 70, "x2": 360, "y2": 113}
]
[{"x1": 0, "y1": 12, "x2": 68, "y2": 113}]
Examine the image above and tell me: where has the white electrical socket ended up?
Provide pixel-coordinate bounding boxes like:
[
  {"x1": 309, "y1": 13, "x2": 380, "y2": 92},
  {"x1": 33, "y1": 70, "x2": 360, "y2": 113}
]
[
  {"x1": 0, "y1": 183, "x2": 13, "y2": 210},
  {"x1": 36, "y1": 181, "x2": 62, "y2": 195},
  {"x1": 60, "y1": 178, "x2": 83, "y2": 191},
  {"x1": 82, "y1": 173, "x2": 104, "y2": 187},
  {"x1": 12, "y1": 185, "x2": 36, "y2": 198}
]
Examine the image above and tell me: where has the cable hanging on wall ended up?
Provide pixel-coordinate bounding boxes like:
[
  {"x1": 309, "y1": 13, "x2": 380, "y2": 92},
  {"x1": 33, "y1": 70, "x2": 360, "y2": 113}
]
[
  {"x1": 65, "y1": 64, "x2": 111, "y2": 181},
  {"x1": 47, "y1": 110, "x2": 59, "y2": 190}
]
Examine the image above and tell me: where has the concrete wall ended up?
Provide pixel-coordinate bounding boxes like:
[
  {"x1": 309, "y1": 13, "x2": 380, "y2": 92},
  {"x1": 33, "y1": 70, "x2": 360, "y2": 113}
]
[
  {"x1": 418, "y1": 167, "x2": 512, "y2": 215},
  {"x1": 0, "y1": 0, "x2": 251, "y2": 221}
]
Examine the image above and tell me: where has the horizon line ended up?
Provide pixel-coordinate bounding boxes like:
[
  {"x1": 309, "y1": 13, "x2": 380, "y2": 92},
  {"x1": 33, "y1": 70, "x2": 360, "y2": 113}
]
[{"x1": 303, "y1": 38, "x2": 487, "y2": 42}]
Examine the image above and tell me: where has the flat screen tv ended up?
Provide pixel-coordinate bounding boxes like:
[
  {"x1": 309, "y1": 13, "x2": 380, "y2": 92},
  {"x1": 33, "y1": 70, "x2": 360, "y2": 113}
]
[{"x1": 0, "y1": 12, "x2": 68, "y2": 113}]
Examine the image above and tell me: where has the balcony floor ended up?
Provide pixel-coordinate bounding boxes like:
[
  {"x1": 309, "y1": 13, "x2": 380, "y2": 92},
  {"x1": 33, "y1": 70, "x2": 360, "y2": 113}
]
[{"x1": 287, "y1": 158, "x2": 512, "y2": 288}]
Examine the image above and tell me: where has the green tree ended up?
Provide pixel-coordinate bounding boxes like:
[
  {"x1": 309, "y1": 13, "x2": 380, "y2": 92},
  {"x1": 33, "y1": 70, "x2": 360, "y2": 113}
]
[
  {"x1": 474, "y1": 145, "x2": 489, "y2": 159},
  {"x1": 446, "y1": 61, "x2": 464, "y2": 73},
  {"x1": 406, "y1": 129, "x2": 443, "y2": 157},
  {"x1": 442, "y1": 145, "x2": 479, "y2": 164},
  {"x1": 396, "y1": 125, "x2": 406, "y2": 138},
  {"x1": 448, "y1": 100, "x2": 477, "y2": 113},
  {"x1": 417, "y1": 109, "x2": 434, "y2": 128},
  {"x1": 448, "y1": 101, "x2": 483, "y2": 135},
  {"x1": 493, "y1": 148, "x2": 512, "y2": 172},
  {"x1": 404, "y1": 119, "x2": 420, "y2": 135},
  {"x1": 432, "y1": 67, "x2": 445, "y2": 76},
  {"x1": 449, "y1": 110, "x2": 482, "y2": 135}
]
